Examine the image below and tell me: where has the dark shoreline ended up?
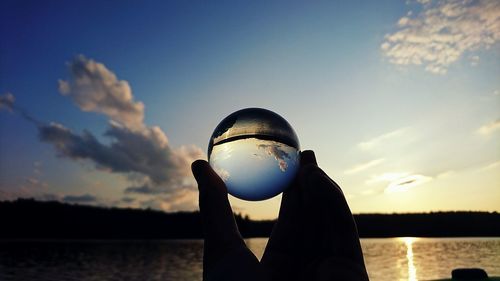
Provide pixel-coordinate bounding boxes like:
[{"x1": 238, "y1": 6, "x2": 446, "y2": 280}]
[{"x1": 2, "y1": 199, "x2": 499, "y2": 239}]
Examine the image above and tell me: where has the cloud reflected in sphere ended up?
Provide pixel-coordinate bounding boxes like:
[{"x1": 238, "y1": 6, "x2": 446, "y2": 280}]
[{"x1": 208, "y1": 108, "x2": 300, "y2": 201}]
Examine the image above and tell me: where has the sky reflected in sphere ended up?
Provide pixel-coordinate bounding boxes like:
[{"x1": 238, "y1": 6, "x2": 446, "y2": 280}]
[{"x1": 208, "y1": 108, "x2": 300, "y2": 201}]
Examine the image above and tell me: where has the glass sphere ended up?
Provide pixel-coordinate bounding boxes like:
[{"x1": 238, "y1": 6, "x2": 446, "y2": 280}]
[{"x1": 208, "y1": 108, "x2": 300, "y2": 201}]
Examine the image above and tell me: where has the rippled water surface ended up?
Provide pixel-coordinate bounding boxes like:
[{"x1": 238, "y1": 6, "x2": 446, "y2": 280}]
[{"x1": 1, "y1": 238, "x2": 499, "y2": 281}]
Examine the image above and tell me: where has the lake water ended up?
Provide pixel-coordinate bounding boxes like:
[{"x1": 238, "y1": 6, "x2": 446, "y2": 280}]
[{"x1": 1, "y1": 238, "x2": 499, "y2": 281}]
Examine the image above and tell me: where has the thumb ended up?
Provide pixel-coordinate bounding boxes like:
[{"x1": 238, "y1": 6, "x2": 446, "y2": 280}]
[
  {"x1": 192, "y1": 160, "x2": 254, "y2": 280},
  {"x1": 192, "y1": 160, "x2": 243, "y2": 244}
]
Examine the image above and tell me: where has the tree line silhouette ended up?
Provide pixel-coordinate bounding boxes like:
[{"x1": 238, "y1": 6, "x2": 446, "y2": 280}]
[{"x1": 1, "y1": 199, "x2": 499, "y2": 239}]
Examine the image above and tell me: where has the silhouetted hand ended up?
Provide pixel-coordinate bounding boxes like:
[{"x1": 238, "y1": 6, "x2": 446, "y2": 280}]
[{"x1": 191, "y1": 150, "x2": 369, "y2": 281}]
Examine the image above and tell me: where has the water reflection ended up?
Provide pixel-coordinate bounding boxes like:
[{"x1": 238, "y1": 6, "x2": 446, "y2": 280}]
[
  {"x1": 0, "y1": 240, "x2": 204, "y2": 281},
  {"x1": 1, "y1": 238, "x2": 500, "y2": 281},
  {"x1": 401, "y1": 237, "x2": 418, "y2": 281}
]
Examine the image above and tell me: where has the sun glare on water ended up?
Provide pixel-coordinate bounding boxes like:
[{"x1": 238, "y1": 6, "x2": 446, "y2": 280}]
[{"x1": 400, "y1": 237, "x2": 418, "y2": 281}]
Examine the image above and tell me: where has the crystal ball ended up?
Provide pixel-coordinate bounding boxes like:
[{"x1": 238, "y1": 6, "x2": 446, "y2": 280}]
[{"x1": 208, "y1": 108, "x2": 300, "y2": 201}]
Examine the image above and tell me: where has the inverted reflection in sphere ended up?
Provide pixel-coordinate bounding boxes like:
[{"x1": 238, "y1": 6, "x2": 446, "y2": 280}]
[{"x1": 208, "y1": 108, "x2": 300, "y2": 201}]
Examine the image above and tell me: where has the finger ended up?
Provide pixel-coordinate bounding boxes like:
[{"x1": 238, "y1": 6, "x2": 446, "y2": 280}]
[
  {"x1": 262, "y1": 150, "x2": 317, "y2": 280},
  {"x1": 192, "y1": 160, "x2": 249, "y2": 278},
  {"x1": 266, "y1": 150, "x2": 318, "y2": 245},
  {"x1": 300, "y1": 150, "x2": 317, "y2": 166},
  {"x1": 192, "y1": 160, "x2": 243, "y2": 243},
  {"x1": 300, "y1": 166, "x2": 366, "y2": 267},
  {"x1": 276, "y1": 150, "x2": 318, "y2": 229},
  {"x1": 192, "y1": 159, "x2": 227, "y2": 196},
  {"x1": 273, "y1": 150, "x2": 318, "y2": 235}
]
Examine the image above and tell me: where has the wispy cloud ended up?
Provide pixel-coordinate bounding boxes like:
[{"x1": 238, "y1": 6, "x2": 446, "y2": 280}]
[
  {"x1": 366, "y1": 172, "x2": 410, "y2": 185},
  {"x1": 477, "y1": 119, "x2": 500, "y2": 135},
  {"x1": 384, "y1": 174, "x2": 432, "y2": 193},
  {"x1": 480, "y1": 160, "x2": 500, "y2": 171},
  {"x1": 344, "y1": 158, "x2": 385, "y2": 174},
  {"x1": 139, "y1": 188, "x2": 198, "y2": 212},
  {"x1": 258, "y1": 142, "x2": 291, "y2": 172},
  {"x1": 358, "y1": 128, "x2": 407, "y2": 150},
  {"x1": 382, "y1": 0, "x2": 500, "y2": 74},
  {"x1": 0, "y1": 93, "x2": 43, "y2": 126},
  {"x1": 213, "y1": 167, "x2": 230, "y2": 181},
  {"x1": 24, "y1": 177, "x2": 48, "y2": 188},
  {"x1": 367, "y1": 172, "x2": 432, "y2": 193}
]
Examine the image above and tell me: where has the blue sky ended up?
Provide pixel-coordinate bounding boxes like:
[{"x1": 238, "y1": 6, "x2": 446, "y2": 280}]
[{"x1": 1, "y1": 0, "x2": 499, "y2": 219}]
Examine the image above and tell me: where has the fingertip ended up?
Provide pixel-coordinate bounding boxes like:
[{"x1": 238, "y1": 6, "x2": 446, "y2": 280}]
[
  {"x1": 303, "y1": 167, "x2": 351, "y2": 219},
  {"x1": 301, "y1": 150, "x2": 317, "y2": 166},
  {"x1": 192, "y1": 159, "x2": 228, "y2": 196},
  {"x1": 192, "y1": 162, "x2": 245, "y2": 260},
  {"x1": 191, "y1": 159, "x2": 209, "y2": 171},
  {"x1": 191, "y1": 159, "x2": 209, "y2": 180}
]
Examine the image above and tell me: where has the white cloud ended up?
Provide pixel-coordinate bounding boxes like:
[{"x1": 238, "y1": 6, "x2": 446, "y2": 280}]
[
  {"x1": 258, "y1": 142, "x2": 292, "y2": 172},
  {"x1": 382, "y1": 0, "x2": 500, "y2": 74},
  {"x1": 366, "y1": 172, "x2": 432, "y2": 193},
  {"x1": 48, "y1": 57, "x2": 205, "y2": 198},
  {"x1": 384, "y1": 174, "x2": 432, "y2": 193},
  {"x1": 477, "y1": 119, "x2": 500, "y2": 135},
  {"x1": 358, "y1": 128, "x2": 407, "y2": 150},
  {"x1": 344, "y1": 158, "x2": 385, "y2": 175},
  {"x1": 59, "y1": 55, "x2": 145, "y2": 131},
  {"x1": 214, "y1": 167, "x2": 230, "y2": 181}
]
